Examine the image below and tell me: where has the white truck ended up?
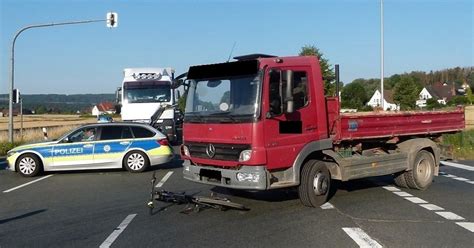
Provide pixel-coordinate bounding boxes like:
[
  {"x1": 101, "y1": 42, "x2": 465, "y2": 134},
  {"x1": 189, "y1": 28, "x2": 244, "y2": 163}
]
[{"x1": 117, "y1": 67, "x2": 182, "y2": 143}]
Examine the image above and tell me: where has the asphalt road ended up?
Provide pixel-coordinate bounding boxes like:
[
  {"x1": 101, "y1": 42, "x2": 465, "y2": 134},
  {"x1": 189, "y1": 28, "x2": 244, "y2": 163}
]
[{"x1": 0, "y1": 149, "x2": 473, "y2": 248}]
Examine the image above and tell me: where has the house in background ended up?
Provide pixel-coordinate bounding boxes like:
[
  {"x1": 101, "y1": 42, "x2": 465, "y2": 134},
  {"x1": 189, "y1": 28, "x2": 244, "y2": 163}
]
[
  {"x1": 367, "y1": 89, "x2": 399, "y2": 111},
  {"x1": 91, "y1": 102, "x2": 116, "y2": 116},
  {"x1": 416, "y1": 82, "x2": 458, "y2": 108}
]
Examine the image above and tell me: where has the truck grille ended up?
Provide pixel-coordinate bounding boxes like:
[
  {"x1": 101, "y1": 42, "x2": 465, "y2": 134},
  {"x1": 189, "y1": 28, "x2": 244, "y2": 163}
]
[{"x1": 186, "y1": 142, "x2": 250, "y2": 161}]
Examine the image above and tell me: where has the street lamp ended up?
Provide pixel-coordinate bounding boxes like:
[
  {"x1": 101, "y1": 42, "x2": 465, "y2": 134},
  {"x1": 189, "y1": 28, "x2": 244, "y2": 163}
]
[
  {"x1": 380, "y1": 0, "x2": 385, "y2": 110},
  {"x1": 8, "y1": 13, "x2": 118, "y2": 142}
]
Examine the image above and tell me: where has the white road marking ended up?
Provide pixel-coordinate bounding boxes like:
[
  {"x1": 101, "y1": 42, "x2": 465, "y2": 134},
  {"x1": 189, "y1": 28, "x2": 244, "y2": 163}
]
[
  {"x1": 453, "y1": 177, "x2": 469, "y2": 181},
  {"x1": 3, "y1": 175, "x2": 53, "y2": 193},
  {"x1": 382, "y1": 186, "x2": 400, "y2": 191},
  {"x1": 443, "y1": 174, "x2": 457, "y2": 178},
  {"x1": 441, "y1": 161, "x2": 474, "y2": 171},
  {"x1": 419, "y1": 204, "x2": 444, "y2": 211},
  {"x1": 155, "y1": 171, "x2": 174, "y2": 188},
  {"x1": 342, "y1": 227, "x2": 382, "y2": 248},
  {"x1": 438, "y1": 171, "x2": 447, "y2": 175},
  {"x1": 320, "y1": 202, "x2": 334, "y2": 209},
  {"x1": 393, "y1": 191, "x2": 412, "y2": 197},
  {"x1": 455, "y1": 222, "x2": 474, "y2": 233},
  {"x1": 99, "y1": 214, "x2": 137, "y2": 248},
  {"x1": 383, "y1": 185, "x2": 472, "y2": 232},
  {"x1": 435, "y1": 211, "x2": 465, "y2": 221},
  {"x1": 440, "y1": 172, "x2": 474, "y2": 185},
  {"x1": 404, "y1": 197, "x2": 428, "y2": 204}
]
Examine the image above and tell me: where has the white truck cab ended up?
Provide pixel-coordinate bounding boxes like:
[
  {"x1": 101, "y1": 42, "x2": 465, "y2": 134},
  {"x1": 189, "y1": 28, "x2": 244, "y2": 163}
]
[{"x1": 119, "y1": 67, "x2": 181, "y2": 142}]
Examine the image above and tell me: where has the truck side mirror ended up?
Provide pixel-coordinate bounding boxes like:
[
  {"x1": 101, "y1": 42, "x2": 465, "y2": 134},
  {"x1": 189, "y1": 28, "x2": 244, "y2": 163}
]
[
  {"x1": 282, "y1": 70, "x2": 294, "y2": 113},
  {"x1": 115, "y1": 87, "x2": 122, "y2": 104}
]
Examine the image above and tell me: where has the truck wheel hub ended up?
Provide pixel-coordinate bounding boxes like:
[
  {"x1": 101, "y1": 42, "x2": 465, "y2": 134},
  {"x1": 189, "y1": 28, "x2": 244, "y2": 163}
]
[{"x1": 313, "y1": 172, "x2": 328, "y2": 195}]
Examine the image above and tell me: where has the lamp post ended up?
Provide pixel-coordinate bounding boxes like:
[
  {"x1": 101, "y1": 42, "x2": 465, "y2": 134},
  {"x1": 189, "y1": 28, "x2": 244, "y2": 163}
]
[
  {"x1": 8, "y1": 13, "x2": 117, "y2": 142},
  {"x1": 380, "y1": 0, "x2": 385, "y2": 110}
]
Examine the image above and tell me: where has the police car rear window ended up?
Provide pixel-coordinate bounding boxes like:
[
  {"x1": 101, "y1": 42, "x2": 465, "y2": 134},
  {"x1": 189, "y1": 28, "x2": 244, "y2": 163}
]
[{"x1": 132, "y1": 127, "x2": 155, "y2": 138}]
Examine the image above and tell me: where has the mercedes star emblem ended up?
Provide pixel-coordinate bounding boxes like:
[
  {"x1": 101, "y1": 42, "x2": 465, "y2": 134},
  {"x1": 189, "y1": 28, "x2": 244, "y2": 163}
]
[{"x1": 206, "y1": 144, "x2": 216, "y2": 158}]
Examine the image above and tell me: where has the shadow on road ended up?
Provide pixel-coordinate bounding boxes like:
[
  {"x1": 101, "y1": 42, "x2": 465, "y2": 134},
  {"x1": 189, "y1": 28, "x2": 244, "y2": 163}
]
[{"x1": 0, "y1": 209, "x2": 47, "y2": 225}]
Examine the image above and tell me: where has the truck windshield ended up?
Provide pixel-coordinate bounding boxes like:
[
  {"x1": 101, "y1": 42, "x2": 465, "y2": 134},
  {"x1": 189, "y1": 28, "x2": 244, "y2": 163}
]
[
  {"x1": 123, "y1": 81, "x2": 171, "y2": 103},
  {"x1": 185, "y1": 74, "x2": 261, "y2": 122}
]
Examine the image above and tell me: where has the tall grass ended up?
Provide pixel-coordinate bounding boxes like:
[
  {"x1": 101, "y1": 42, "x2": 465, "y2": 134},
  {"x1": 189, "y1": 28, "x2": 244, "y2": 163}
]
[
  {"x1": 0, "y1": 125, "x2": 79, "y2": 156},
  {"x1": 443, "y1": 129, "x2": 474, "y2": 160}
]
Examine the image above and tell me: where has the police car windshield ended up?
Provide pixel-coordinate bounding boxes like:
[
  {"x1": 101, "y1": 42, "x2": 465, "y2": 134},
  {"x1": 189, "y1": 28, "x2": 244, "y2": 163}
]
[{"x1": 124, "y1": 81, "x2": 171, "y2": 103}]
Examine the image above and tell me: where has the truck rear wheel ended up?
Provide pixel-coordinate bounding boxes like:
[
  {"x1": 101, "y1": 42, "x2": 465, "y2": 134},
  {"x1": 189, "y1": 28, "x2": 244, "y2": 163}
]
[
  {"x1": 394, "y1": 172, "x2": 409, "y2": 188},
  {"x1": 404, "y1": 150, "x2": 435, "y2": 190},
  {"x1": 298, "y1": 160, "x2": 331, "y2": 207}
]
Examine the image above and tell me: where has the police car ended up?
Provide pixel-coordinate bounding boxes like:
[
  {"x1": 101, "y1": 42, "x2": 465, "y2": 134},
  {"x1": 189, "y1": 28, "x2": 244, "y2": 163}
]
[{"x1": 6, "y1": 123, "x2": 174, "y2": 177}]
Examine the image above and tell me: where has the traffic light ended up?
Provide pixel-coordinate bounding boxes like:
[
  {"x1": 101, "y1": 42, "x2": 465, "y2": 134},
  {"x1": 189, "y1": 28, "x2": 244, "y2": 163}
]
[
  {"x1": 107, "y1": 12, "x2": 118, "y2": 28},
  {"x1": 12, "y1": 89, "x2": 20, "y2": 104}
]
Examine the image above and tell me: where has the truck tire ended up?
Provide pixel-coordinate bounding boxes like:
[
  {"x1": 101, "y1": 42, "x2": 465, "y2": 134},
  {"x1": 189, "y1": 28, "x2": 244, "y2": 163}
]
[
  {"x1": 16, "y1": 153, "x2": 42, "y2": 177},
  {"x1": 393, "y1": 172, "x2": 409, "y2": 188},
  {"x1": 298, "y1": 160, "x2": 331, "y2": 207},
  {"x1": 404, "y1": 150, "x2": 435, "y2": 190}
]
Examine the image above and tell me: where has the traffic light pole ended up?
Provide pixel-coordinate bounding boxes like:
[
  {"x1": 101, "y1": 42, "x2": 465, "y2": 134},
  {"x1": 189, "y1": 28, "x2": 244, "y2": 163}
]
[{"x1": 8, "y1": 19, "x2": 105, "y2": 143}]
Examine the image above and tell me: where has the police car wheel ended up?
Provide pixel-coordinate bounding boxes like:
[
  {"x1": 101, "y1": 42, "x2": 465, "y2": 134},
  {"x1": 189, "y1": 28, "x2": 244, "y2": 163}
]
[
  {"x1": 16, "y1": 154, "x2": 42, "y2": 177},
  {"x1": 124, "y1": 151, "x2": 149, "y2": 173}
]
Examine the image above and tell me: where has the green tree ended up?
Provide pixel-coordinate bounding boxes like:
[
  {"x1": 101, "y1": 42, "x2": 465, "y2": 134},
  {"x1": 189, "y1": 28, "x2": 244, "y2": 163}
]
[
  {"x1": 341, "y1": 82, "x2": 368, "y2": 109},
  {"x1": 426, "y1": 98, "x2": 442, "y2": 109},
  {"x1": 299, "y1": 45, "x2": 335, "y2": 96},
  {"x1": 178, "y1": 92, "x2": 187, "y2": 113},
  {"x1": 393, "y1": 76, "x2": 422, "y2": 110},
  {"x1": 448, "y1": 96, "x2": 469, "y2": 106},
  {"x1": 466, "y1": 87, "x2": 473, "y2": 105}
]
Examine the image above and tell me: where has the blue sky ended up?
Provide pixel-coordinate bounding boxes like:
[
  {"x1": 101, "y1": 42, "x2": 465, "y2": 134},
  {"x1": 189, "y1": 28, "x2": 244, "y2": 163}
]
[{"x1": 0, "y1": 0, "x2": 472, "y2": 94}]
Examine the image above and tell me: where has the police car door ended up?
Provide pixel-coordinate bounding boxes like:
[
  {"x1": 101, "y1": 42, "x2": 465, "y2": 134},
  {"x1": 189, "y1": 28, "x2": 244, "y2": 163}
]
[
  {"x1": 51, "y1": 127, "x2": 96, "y2": 169},
  {"x1": 93, "y1": 126, "x2": 133, "y2": 168}
]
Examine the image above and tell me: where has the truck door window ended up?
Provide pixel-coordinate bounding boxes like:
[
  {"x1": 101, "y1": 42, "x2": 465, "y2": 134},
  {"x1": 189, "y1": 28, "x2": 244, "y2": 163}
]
[
  {"x1": 269, "y1": 70, "x2": 308, "y2": 114},
  {"x1": 292, "y1": 72, "x2": 308, "y2": 110},
  {"x1": 269, "y1": 70, "x2": 282, "y2": 115}
]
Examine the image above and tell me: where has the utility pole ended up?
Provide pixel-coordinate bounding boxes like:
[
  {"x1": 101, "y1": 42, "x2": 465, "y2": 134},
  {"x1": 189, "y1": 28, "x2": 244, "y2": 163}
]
[
  {"x1": 8, "y1": 13, "x2": 118, "y2": 142},
  {"x1": 380, "y1": 0, "x2": 385, "y2": 110}
]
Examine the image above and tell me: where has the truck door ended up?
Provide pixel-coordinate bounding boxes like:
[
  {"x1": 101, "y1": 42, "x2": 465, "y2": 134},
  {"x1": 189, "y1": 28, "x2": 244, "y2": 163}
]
[{"x1": 263, "y1": 67, "x2": 318, "y2": 170}]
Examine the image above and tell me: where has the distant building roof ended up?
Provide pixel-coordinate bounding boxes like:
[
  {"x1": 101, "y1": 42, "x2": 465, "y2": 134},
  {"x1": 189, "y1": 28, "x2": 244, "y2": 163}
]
[
  {"x1": 428, "y1": 82, "x2": 456, "y2": 101},
  {"x1": 383, "y1": 90, "x2": 395, "y2": 103},
  {"x1": 96, "y1": 102, "x2": 115, "y2": 112}
]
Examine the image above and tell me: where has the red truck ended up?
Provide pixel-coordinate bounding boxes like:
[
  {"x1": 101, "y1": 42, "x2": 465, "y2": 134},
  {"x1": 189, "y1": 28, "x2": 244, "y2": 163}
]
[{"x1": 180, "y1": 54, "x2": 464, "y2": 207}]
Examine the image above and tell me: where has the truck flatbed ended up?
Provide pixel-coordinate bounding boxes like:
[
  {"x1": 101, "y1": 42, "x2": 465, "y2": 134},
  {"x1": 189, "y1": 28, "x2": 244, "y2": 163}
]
[{"x1": 328, "y1": 101, "x2": 464, "y2": 142}]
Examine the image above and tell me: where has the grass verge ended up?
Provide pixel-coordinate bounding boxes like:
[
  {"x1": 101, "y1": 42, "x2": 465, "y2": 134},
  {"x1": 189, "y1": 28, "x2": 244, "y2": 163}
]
[{"x1": 442, "y1": 129, "x2": 474, "y2": 160}]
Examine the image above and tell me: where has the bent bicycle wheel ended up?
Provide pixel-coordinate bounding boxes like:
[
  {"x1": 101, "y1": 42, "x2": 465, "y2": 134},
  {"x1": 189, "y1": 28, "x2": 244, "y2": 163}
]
[{"x1": 195, "y1": 196, "x2": 248, "y2": 211}]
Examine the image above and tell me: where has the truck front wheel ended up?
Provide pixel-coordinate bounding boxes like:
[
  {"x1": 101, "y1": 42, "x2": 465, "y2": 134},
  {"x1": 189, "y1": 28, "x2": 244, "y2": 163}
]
[
  {"x1": 405, "y1": 150, "x2": 435, "y2": 190},
  {"x1": 298, "y1": 160, "x2": 331, "y2": 207}
]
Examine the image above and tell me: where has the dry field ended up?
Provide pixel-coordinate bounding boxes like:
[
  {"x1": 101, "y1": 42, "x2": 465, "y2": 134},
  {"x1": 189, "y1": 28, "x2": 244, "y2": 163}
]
[{"x1": 0, "y1": 114, "x2": 96, "y2": 143}]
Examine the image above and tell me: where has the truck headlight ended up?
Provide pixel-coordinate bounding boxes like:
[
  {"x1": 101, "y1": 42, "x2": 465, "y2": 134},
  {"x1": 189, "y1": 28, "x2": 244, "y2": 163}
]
[
  {"x1": 238, "y1": 150, "x2": 252, "y2": 162},
  {"x1": 182, "y1": 145, "x2": 190, "y2": 157},
  {"x1": 164, "y1": 126, "x2": 172, "y2": 130},
  {"x1": 236, "y1": 172, "x2": 260, "y2": 182}
]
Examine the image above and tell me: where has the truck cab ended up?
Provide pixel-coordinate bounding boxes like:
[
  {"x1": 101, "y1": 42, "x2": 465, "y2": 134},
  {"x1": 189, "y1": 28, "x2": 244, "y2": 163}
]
[
  {"x1": 119, "y1": 67, "x2": 181, "y2": 142},
  {"x1": 181, "y1": 55, "x2": 329, "y2": 188}
]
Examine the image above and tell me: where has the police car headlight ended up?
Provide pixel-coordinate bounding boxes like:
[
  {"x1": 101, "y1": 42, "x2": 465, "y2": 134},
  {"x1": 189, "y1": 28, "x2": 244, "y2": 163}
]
[
  {"x1": 238, "y1": 150, "x2": 252, "y2": 162},
  {"x1": 236, "y1": 172, "x2": 260, "y2": 182},
  {"x1": 7, "y1": 150, "x2": 17, "y2": 157}
]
